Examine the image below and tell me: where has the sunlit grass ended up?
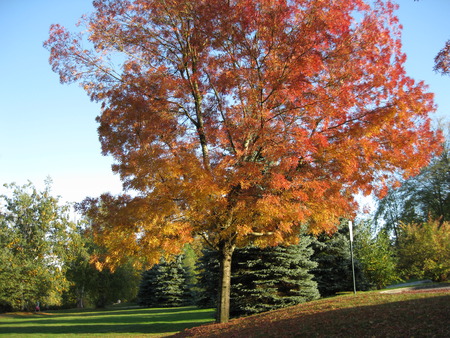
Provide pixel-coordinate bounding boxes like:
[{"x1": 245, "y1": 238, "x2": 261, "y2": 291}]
[{"x1": 0, "y1": 306, "x2": 214, "y2": 337}]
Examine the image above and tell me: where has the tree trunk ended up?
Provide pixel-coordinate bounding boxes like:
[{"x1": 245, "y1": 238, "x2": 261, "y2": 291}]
[
  {"x1": 217, "y1": 240, "x2": 235, "y2": 323},
  {"x1": 77, "y1": 285, "x2": 85, "y2": 308},
  {"x1": 20, "y1": 283, "x2": 25, "y2": 311}
]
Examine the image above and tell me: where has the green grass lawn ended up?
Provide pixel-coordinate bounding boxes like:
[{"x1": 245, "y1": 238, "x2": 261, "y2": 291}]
[{"x1": 0, "y1": 306, "x2": 215, "y2": 337}]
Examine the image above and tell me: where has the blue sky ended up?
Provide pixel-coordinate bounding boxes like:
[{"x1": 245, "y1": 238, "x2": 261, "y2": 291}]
[{"x1": 0, "y1": 0, "x2": 449, "y2": 204}]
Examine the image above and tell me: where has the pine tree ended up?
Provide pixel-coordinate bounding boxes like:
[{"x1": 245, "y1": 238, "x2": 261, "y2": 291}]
[
  {"x1": 196, "y1": 237, "x2": 319, "y2": 317},
  {"x1": 195, "y1": 249, "x2": 220, "y2": 309},
  {"x1": 137, "y1": 256, "x2": 190, "y2": 307},
  {"x1": 231, "y1": 237, "x2": 319, "y2": 317},
  {"x1": 137, "y1": 268, "x2": 158, "y2": 307},
  {"x1": 311, "y1": 226, "x2": 369, "y2": 296},
  {"x1": 180, "y1": 243, "x2": 200, "y2": 303}
]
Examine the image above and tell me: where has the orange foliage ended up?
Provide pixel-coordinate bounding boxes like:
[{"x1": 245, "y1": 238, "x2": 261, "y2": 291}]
[{"x1": 47, "y1": 0, "x2": 442, "y2": 268}]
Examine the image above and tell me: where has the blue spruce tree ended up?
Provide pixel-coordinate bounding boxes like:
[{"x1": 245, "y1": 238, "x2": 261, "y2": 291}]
[
  {"x1": 196, "y1": 236, "x2": 319, "y2": 317},
  {"x1": 231, "y1": 237, "x2": 319, "y2": 317},
  {"x1": 137, "y1": 255, "x2": 191, "y2": 307}
]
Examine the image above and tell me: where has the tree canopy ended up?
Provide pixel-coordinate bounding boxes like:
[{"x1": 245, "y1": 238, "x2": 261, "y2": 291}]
[
  {"x1": 46, "y1": 0, "x2": 441, "y2": 322},
  {"x1": 355, "y1": 223, "x2": 400, "y2": 289},
  {"x1": 398, "y1": 219, "x2": 450, "y2": 282},
  {"x1": 435, "y1": 40, "x2": 450, "y2": 76},
  {"x1": 375, "y1": 133, "x2": 450, "y2": 236},
  {"x1": 0, "y1": 181, "x2": 76, "y2": 311}
]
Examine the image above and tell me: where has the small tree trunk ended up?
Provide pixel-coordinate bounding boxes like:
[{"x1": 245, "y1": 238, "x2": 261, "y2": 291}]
[
  {"x1": 20, "y1": 283, "x2": 25, "y2": 312},
  {"x1": 77, "y1": 285, "x2": 85, "y2": 308},
  {"x1": 217, "y1": 240, "x2": 235, "y2": 323}
]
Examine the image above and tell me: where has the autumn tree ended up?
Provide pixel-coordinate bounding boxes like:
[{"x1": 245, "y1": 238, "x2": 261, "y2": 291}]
[
  {"x1": 46, "y1": 0, "x2": 441, "y2": 322},
  {"x1": 435, "y1": 40, "x2": 450, "y2": 76}
]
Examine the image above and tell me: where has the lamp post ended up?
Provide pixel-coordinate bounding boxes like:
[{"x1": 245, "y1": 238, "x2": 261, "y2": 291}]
[{"x1": 349, "y1": 220, "x2": 357, "y2": 294}]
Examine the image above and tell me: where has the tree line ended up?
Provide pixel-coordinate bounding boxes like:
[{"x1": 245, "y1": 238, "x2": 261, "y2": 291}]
[
  {"x1": 0, "y1": 181, "x2": 140, "y2": 312},
  {"x1": 1, "y1": 137, "x2": 449, "y2": 314}
]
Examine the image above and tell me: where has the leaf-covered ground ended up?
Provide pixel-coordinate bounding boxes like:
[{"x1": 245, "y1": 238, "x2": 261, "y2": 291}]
[{"x1": 174, "y1": 289, "x2": 450, "y2": 337}]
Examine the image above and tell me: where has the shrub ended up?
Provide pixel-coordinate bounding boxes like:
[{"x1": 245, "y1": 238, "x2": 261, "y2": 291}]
[{"x1": 398, "y1": 220, "x2": 450, "y2": 282}]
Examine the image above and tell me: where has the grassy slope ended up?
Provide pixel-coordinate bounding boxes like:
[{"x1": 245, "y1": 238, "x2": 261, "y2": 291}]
[{"x1": 174, "y1": 290, "x2": 450, "y2": 337}]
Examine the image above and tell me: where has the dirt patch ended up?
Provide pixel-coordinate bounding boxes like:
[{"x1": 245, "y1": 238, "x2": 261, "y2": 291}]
[{"x1": 0, "y1": 311, "x2": 55, "y2": 318}]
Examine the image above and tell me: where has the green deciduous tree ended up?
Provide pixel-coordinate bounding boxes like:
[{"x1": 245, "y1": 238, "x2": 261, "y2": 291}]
[
  {"x1": 62, "y1": 225, "x2": 97, "y2": 309},
  {"x1": 0, "y1": 181, "x2": 76, "y2": 311},
  {"x1": 63, "y1": 224, "x2": 141, "y2": 309},
  {"x1": 355, "y1": 222, "x2": 400, "y2": 289},
  {"x1": 89, "y1": 261, "x2": 141, "y2": 308},
  {"x1": 397, "y1": 220, "x2": 450, "y2": 282}
]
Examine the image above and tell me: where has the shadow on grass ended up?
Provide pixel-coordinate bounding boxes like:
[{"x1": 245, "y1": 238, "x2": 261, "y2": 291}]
[{"x1": 0, "y1": 306, "x2": 215, "y2": 335}]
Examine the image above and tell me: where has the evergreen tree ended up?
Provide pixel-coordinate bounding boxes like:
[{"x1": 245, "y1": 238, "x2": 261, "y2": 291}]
[
  {"x1": 196, "y1": 238, "x2": 319, "y2": 317},
  {"x1": 181, "y1": 244, "x2": 199, "y2": 302},
  {"x1": 311, "y1": 226, "x2": 369, "y2": 296},
  {"x1": 137, "y1": 267, "x2": 158, "y2": 307},
  {"x1": 195, "y1": 249, "x2": 220, "y2": 308},
  {"x1": 231, "y1": 238, "x2": 319, "y2": 317},
  {"x1": 138, "y1": 255, "x2": 190, "y2": 307}
]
